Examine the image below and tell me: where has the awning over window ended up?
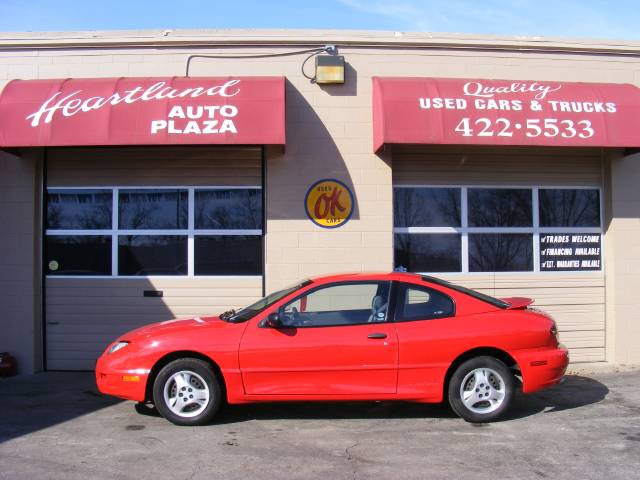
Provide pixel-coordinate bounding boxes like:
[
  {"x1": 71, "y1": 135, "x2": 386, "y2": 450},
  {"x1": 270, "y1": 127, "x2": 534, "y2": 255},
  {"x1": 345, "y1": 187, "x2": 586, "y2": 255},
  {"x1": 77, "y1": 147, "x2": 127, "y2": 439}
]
[
  {"x1": 373, "y1": 76, "x2": 640, "y2": 151},
  {"x1": 0, "y1": 76, "x2": 285, "y2": 147}
]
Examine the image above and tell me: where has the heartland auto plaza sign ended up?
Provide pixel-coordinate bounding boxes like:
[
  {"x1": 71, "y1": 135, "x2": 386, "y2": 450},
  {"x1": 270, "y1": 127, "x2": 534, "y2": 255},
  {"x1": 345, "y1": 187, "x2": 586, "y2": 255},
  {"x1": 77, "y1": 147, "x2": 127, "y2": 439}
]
[
  {"x1": 373, "y1": 77, "x2": 640, "y2": 150},
  {"x1": 0, "y1": 76, "x2": 285, "y2": 147}
]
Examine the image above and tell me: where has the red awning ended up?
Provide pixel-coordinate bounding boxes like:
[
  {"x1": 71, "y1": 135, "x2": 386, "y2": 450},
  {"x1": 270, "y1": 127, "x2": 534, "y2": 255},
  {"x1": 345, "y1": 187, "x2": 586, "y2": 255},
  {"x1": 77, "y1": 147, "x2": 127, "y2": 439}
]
[
  {"x1": 373, "y1": 76, "x2": 640, "y2": 151},
  {"x1": 0, "y1": 76, "x2": 285, "y2": 147}
]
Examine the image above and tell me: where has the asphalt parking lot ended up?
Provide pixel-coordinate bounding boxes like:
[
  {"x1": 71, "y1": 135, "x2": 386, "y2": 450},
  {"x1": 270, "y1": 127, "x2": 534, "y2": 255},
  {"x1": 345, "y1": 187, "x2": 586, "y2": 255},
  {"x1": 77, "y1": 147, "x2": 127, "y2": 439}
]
[{"x1": 1, "y1": 368, "x2": 639, "y2": 480}]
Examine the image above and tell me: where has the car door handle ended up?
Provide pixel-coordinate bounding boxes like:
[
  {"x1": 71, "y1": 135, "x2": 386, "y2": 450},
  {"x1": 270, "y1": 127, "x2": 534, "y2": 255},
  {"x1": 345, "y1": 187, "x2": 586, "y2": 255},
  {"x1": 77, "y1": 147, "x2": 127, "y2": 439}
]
[{"x1": 367, "y1": 333, "x2": 387, "y2": 339}]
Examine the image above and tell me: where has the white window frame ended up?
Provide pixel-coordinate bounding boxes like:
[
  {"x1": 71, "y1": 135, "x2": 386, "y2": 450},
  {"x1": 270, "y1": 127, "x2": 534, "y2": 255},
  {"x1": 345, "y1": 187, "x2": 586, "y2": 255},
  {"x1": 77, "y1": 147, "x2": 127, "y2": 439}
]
[
  {"x1": 393, "y1": 185, "x2": 604, "y2": 274},
  {"x1": 45, "y1": 185, "x2": 263, "y2": 279}
]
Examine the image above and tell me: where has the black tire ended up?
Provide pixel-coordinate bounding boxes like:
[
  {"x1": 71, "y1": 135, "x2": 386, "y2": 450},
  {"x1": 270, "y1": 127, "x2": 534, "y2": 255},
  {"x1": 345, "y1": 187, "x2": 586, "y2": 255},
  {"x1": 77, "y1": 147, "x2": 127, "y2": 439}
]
[
  {"x1": 152, "y1": 358, "x2": 222, "y2": 426},
  {"x1": 448, "y1": 356, "x2": 514, "y2": 423},
  {"x1": 134, "y1": 402, "x2": 160, "y2": 417}
]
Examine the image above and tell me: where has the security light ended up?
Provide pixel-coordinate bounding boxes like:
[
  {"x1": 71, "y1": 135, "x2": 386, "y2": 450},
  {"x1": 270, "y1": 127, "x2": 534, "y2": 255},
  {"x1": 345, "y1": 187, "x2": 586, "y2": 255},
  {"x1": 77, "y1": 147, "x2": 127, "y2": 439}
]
[{"x1": 315, "y1": 55, "x2": 345, "y2": 84}]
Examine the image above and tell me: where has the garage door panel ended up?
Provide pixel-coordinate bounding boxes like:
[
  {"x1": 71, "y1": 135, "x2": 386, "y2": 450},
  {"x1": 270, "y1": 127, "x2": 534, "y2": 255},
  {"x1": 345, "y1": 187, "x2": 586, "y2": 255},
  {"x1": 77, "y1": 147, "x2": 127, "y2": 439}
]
[
  {"x1": 46, "y1": 277, "x2": 262, "y2": 370},
  {"x1": 47, "y1": 304, "x2": 240, "y2": 316},
  {"x1": 560, "y1": 331, "x2": 606, "y2": 349},
  {"x1": 541, "y1": 305, "x2": 605, "y2": 331},
  {"x1": 567, "y1": 348, "x2": 606, "y2": 363},
  {"x1": 46, "y1": 359, "x2": 99, "y2": 371},
  {"x1": 46, "y1": 295, "x2": 260, "y2": 308},
  {"x1": 440, "y1": 273, "x2": 605, "y2": 290}
]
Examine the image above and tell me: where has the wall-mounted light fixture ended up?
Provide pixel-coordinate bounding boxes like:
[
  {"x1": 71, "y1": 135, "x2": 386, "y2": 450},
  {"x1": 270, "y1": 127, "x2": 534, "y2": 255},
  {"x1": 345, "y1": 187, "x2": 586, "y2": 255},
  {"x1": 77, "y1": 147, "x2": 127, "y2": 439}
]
[{"x1": 315, "y1": 54, "x2": 345, "y2": 84}]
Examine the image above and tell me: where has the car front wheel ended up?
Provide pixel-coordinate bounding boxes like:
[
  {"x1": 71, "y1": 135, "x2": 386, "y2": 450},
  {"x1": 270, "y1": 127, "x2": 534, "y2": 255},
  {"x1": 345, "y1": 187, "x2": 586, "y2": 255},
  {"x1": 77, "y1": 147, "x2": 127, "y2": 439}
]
[
  {"x1": 153, "y1": 358, "x2": 222, "y2": 426},
  {"x1": 448, "y1": 356, "x2": 514, "y2": 423}
]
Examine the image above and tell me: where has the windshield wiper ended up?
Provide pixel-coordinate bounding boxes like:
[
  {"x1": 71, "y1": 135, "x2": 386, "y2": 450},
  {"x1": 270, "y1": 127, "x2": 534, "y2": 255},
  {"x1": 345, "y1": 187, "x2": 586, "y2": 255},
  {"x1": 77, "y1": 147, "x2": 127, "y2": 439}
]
[{"x1": 219, "y1": 309, "x2": 237, "y2": 321}]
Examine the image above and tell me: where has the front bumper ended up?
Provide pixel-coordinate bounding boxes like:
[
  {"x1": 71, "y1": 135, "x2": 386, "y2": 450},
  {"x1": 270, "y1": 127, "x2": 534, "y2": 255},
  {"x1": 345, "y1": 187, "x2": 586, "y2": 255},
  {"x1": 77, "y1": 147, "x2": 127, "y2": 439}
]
[
  {"x1": 513, "y1": 345, "x2": 569, "y2": 394},
  {"x1": 95, "y1": 356, "x2": 149, "y2": 402}
]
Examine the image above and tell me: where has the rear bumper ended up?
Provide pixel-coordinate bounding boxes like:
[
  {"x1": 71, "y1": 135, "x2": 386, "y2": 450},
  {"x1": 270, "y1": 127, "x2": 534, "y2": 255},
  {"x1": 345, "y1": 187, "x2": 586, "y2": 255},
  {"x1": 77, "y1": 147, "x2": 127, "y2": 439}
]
[
  {"x1": 95, "y1": 356, "x2": 148, "y2": 402},
  {"x1": 512, "y1": 345, "x2": 569, "y2": 394}
]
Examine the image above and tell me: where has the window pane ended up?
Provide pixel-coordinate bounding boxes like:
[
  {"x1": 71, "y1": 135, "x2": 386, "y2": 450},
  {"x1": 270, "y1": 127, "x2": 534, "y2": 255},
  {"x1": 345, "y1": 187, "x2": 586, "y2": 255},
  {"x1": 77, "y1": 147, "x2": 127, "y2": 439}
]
[
  {"x1": 46, "y1": 235, "x2": 111, "y2": 275},
  {"x1": 469, "y1": 234, "x2": 533, "y2": 272},
  {"x1": 194, "y1": 236, "x2": 262, "y2": 275},
  {"x1": 281, "y1": 282, "x2": 391, "y2": 327},
  {"x1": 118, "y1": 235, "x2": 187, "y2": 275},
  {"x1": 468, "y1": 188, "x2": 532, "y2": 227},
  {"x1": 394, "y1": 187, "x2": 461, "y2": 227},
  {"x1": 46, "y1": 189, "x2": 112, "y2": 230},
  {"x1": 195, "y1": 189, "x2": 262, "y2": 230},
  {"x1": 119, "y1": 189, "x2": 188, "y2": 229},
  {"x1": 539, "y1": 189, "x2": 600, "y2": 227},
  {"x1": 394, "y1": 234, "x2": 462, "y2": 272},
  {"x1": 396, "y1": 285, "x2": 454, "y2": 322}
]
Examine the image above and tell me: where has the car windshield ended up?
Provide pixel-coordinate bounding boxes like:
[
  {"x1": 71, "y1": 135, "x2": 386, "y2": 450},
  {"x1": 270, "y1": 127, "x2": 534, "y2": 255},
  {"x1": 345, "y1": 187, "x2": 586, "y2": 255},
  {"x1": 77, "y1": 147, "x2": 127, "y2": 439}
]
[{"x1": 225, "y1": 280, "x2": 312, "y2": 323}]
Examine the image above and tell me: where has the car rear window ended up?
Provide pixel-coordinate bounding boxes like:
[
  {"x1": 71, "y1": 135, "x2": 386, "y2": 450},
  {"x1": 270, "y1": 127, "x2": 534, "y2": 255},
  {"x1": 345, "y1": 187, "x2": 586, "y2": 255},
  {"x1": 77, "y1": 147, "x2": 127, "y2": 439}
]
[{"x1": 421, "y1": 275, "x2": 510, "y2": 309}]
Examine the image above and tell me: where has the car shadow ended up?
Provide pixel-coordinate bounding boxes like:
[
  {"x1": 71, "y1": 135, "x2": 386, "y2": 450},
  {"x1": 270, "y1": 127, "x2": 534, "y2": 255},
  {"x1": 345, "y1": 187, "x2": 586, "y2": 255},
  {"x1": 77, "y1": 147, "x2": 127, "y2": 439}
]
[
  {"x1": 502, "y1": 374, "x2": 610, "y2": 421},
  {"x1": 205, "y1": 374, "x2": 609, "y2": 424},
  {"x1": 0, "y1": 372, "x2": 121, "y2": 444}
]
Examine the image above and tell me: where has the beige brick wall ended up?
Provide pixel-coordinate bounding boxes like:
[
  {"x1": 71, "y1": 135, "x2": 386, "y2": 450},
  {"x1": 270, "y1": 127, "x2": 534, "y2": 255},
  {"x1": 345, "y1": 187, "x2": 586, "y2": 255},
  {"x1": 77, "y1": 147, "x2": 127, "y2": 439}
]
[
  {"x1": 0, "y1": 149, "x2": 42, "y2": 373},
  {"x1": 607, "y1": 152, "x2": 640, "y2": 364}
]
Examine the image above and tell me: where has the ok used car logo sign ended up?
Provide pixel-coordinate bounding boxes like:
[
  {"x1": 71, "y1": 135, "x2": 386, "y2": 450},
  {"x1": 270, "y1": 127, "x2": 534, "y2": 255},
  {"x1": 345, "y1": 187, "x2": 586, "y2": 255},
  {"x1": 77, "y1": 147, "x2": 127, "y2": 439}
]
[{"x1": 305, "y1": 179, "x2": 354, "y2": 228}]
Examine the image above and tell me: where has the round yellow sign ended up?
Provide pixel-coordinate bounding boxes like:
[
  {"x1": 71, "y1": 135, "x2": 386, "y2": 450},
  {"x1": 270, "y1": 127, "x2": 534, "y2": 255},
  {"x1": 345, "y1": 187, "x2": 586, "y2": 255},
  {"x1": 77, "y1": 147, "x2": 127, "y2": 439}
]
[{"x1": 305, "y1": 179, "x2": 354, "y2": 228}]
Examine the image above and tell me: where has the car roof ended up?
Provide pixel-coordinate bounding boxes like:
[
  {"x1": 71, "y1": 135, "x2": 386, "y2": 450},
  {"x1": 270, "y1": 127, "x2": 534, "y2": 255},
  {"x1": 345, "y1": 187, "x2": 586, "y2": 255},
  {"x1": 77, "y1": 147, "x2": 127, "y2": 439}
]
[{"x1": 308, "y1": 271, "x2": 425, "y2": 284}]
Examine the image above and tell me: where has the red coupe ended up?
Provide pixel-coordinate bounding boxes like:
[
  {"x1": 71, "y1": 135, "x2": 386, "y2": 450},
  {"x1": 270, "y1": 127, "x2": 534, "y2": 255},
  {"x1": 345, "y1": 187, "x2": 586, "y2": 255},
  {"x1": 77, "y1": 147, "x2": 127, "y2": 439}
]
[{"x1": 96, "y1": 272, "x2": 568, "y2": 425}]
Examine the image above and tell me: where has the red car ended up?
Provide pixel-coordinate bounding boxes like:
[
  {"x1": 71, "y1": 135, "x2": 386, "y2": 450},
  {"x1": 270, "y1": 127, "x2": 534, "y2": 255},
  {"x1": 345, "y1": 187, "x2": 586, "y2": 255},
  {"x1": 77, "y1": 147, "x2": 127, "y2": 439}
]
[{"x1": 96, "y1": 272, "x2": 568, "y2": 425}]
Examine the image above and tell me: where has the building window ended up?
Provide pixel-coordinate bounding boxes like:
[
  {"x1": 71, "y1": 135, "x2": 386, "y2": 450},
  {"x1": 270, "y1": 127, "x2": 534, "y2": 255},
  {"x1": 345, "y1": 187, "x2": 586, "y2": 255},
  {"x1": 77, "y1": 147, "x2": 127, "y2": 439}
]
[
  {"x1": 45, "y1": 235, "x2": 112, "y2": 276},
  {"x1": 468, "y1": 233, "x2": 533, "y2": 272},
  {"x1": 394, "y1": 233, "x2": 462, "y2": 273},
  {"x1": 539, "y1": 188, "x2": 600, "y2": 227},
  {"x1": 394, "y1": 186, "x2": 602, "y2": 274},
  {"x1": 119, "y1": 189, "x2": 188, "y2": 230},
  {"x1": 46, "y1": 189, "x2": 112, "y2": 230},
  {"x1": 45, "y1": 186, "x2": 263, "y2": 277},
  {"x1": 468, "y1": 188, "x2": 532, "y2": 227},
  {"x1": 194, "y1": 235, "x2": 262, "y2": 275},
  {"x1": 195, "y1": 189, "x2": 262, "y2": 230}
]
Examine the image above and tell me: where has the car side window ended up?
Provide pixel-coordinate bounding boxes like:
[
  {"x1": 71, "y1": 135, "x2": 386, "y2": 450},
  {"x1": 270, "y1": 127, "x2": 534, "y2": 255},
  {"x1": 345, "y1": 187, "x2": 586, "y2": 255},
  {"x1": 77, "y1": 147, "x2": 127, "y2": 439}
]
[
  {"x1": 395, "y1": 283, "x2": 454, "y2": 322},
  {"x1": 279, "y1": 282, "x2": 391, "y2": 327}
]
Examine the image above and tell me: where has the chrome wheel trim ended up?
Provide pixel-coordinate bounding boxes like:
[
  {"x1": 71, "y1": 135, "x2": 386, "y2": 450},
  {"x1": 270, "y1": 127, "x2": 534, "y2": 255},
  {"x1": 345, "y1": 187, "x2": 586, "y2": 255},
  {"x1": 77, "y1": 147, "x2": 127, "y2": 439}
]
[
  {"x1": 163, "y1": 370, "x2": 210, "y2": 418},
  {"x1": 459, "y1": 367, "x2": 506, "y2": 414}
]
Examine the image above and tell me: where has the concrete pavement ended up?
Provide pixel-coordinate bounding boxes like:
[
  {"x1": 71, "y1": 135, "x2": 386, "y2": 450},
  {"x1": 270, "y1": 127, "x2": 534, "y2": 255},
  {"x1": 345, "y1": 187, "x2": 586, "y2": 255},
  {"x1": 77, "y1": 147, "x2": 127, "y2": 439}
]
[{"x1": 0, "y1": 369, "x2": 639, "y2": 479}]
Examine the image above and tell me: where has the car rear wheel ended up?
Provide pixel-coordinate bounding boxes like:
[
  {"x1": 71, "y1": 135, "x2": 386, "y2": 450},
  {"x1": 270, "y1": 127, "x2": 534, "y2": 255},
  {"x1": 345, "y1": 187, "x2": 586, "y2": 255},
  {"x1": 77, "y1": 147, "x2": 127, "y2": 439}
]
[
  {"x1": 448, "y1": 356, "x2": 514, "y2": 423},
  {"x1": 153, "y1": 358, "x2": 222, "y2": 426}
]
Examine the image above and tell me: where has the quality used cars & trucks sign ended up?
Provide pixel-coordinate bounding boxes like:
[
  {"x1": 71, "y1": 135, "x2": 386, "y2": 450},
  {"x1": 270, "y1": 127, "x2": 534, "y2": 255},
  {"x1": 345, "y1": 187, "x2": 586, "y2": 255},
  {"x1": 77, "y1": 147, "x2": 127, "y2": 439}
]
[{"x1": 373, "y1": 76, "x2": 640, "y2": 150}]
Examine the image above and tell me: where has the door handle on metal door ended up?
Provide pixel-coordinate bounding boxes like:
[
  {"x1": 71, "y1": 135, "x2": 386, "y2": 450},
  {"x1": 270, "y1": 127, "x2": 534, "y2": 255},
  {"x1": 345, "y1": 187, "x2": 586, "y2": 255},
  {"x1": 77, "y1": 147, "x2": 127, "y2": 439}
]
[{"x1": 367, "y1": 333, "x2": 387, "y2": 339}]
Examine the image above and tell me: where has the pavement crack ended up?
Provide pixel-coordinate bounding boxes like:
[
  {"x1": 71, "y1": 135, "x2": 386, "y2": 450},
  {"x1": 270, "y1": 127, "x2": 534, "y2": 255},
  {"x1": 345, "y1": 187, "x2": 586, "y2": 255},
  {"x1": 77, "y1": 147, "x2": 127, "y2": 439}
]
[
  {"x1": 345, "y1": 442, "x2": 360, "y2": 480},
  {"x1": 184, "y1": 460, "x2": 202, "y2": 480},
  {"x1": 345, "y1": 442, "x2": 359, "y2": 461}
]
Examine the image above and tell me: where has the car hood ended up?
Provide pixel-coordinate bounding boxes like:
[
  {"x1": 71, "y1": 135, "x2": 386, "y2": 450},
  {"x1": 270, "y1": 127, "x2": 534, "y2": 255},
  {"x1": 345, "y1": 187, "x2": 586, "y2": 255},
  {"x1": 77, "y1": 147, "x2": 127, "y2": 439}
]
[{"x1": 120, "y1": 315, "x2": 232, "y2": 341}]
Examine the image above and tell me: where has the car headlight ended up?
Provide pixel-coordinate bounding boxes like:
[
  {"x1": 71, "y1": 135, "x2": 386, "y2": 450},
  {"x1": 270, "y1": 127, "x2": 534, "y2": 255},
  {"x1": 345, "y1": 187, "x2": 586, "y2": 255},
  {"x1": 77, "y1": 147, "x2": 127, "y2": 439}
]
[{"x1": 108, "y1": 341, "x2": 130, "y2": 354}]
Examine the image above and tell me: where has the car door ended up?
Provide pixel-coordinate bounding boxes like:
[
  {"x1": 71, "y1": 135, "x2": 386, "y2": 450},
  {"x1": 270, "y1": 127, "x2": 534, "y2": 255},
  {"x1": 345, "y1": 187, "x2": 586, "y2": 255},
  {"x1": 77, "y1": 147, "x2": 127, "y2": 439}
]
[
  {"x1": 392, "y1": 282, "x2": 457, "y2": 400},
  {"x1": 238, "y1": 281, "x2": 398, "y2": 396}
]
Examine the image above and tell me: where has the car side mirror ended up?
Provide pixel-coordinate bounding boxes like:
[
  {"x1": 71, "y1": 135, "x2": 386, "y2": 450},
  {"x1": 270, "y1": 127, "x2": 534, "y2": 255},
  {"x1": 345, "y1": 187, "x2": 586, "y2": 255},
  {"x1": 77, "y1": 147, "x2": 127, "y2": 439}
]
[{"x1": 265, "y1": 312, "x2": 283, "y2": 329}]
